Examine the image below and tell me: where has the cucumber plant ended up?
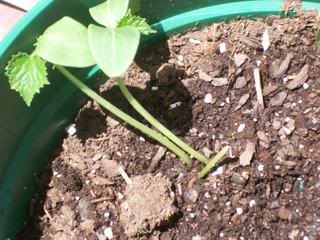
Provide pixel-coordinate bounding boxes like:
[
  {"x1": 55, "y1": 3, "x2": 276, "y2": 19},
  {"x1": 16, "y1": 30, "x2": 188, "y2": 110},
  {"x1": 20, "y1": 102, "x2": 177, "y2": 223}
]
[{"x1": 5, "y1": 0, "x2": 228, "y2": 175}]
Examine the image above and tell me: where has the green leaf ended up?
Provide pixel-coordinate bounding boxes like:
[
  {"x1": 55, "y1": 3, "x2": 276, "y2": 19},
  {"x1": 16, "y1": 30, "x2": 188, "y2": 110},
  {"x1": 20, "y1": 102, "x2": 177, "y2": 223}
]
[
  {"x1": 316, "y1": 29, "x2": 320, "y2": 48},
  {"x1": 88, "y1": 24, "x2": 140, "y2": 77},
  {"x1": 89, "y1": 0, "x2": 129, "y2": 28},
  {"x1": 35, "y1": 17, "x2": 95, "y2": 68},
  {"x1": 5, "y1": 53, "x2": 49, "y2": 106},
  {"x1": 129, "y1": 0, "x2": 141, "y2": 13},
  {"x1": 118, "y1": 10, "x2": 156, "y2": 35}
]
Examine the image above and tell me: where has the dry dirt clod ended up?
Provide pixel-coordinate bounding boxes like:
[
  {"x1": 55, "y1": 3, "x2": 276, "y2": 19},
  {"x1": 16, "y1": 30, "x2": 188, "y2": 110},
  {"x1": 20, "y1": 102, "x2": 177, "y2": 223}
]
[
  {"x1": 239, "y1": 142, "x2": 256, "y2": 166},
  {"x1": 269, "y1": 91, "x2": 288, "y2": 106},
  {"x1": 269, "y1": 53, "x2": 294, "y2": 79},
  {"x1": 234, "y1": 53, "x2": 249, "y2": 67},
  {"x1": 101, "y1": 159, "x2": 120, "y2": 177},
  {"x1": 234, "y1": 76, "x2": 248, "y2": 89},
  {"x1": 212, "y1": 77, "x2": 228, "y2": 86},
  {"x1": 120, "y1": 174, "x2": 176, "y2": 237},
  {"x1": 235, "y1": 93, "x2": 250, "y2": 111},
  {"x1": 278, "y1": 207, "x2": 292, "y2": 220},
  {"x1": 198, "y1": 69, "x2": 212, "y2": 82},
  {"x1": 286, "y1": 64, "x2": 309, "y2": 90},
  {"x1": 263, "y1": 85, "x2": 279, "y2": 96}
]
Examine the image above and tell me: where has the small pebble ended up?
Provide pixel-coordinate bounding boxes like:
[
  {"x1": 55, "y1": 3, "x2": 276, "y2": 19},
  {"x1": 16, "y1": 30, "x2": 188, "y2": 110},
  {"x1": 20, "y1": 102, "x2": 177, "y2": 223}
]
[
  {"x1": 151, "y1": 86, "x2": 158, "y2": 91},
  {"x1": 212, "y1": 166, "x2": 224, "y2": 176},
  {"x1": 104, "y1": 227, "x2": 114, "y2": 239},
  {"x1": 190, "y1": 213, "x2": 196, "y2": 218},
  {"x1": 184, "y1": 189, "x2": 199, "y2": 203},
  {"x1": 278, "y1": 207, "x2": 292, "y2": 220}
]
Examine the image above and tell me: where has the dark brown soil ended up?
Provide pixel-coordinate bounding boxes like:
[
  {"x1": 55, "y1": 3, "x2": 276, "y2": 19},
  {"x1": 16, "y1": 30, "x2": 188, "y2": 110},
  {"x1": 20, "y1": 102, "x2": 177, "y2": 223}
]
[{"x1": 19, "y1": 11, "x2": 320, "y2": 240}]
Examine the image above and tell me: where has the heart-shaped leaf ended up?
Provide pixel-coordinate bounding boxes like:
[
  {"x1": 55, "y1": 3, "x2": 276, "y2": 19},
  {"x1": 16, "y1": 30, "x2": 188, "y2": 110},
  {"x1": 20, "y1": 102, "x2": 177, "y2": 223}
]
[
  {"x1": 89, "y1": 0, "x2": 129, "y2": 28},
  {"x1": 5, "y1": 53, "x2": 49, "y2": 106},
  {"x1": 35, "y1": 17, "x2": 95, "y2": 67},
  {"x1": 88, "y1": 24, "x2": 140, "y2": 77}
]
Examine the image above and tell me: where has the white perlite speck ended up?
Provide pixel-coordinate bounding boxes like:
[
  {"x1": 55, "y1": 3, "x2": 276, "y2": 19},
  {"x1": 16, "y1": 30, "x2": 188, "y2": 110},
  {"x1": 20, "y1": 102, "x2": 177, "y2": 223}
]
[
  {"x1": 219, "y1": 42, "x2": 227, "y2": 53},
  {"x1": 104, "y1": 227, "x2": 114, "y2": 239},
  {"x1": 204, "y1": 93, "x2": 213, "y2": 104},
  {"x1": 236, "y1": 207, "x2": 243, "y2": 215},
  {"x1": 65, "y1": 123, "x2": 76, "y2": 136},
  {"x1": 249, "y1": 200, "x2": 256, "y2": 208},
  {"x1": 237, "y1": 123, "x2": 246, "y2": 133},
  {"x1": 257, "y1": 164, "x2": 264, "y2": 171}
]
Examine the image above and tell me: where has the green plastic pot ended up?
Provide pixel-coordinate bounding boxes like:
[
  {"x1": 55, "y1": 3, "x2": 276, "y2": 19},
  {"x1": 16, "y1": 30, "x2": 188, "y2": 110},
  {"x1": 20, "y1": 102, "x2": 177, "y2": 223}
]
[{"x1": 0, "y1": 0, "x2": 319, "y2": 238}]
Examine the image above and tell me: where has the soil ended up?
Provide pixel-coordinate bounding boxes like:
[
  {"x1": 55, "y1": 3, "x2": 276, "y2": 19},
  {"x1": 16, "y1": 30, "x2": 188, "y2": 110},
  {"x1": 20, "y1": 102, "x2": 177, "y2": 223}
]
[{"x1": 19, "y1": 10, "x2": 320, "y2": 240}]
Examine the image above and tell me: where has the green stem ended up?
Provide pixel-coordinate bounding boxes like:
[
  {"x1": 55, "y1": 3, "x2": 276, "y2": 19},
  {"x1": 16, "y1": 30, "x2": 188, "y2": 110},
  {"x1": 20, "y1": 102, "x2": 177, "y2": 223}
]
[
  {"x1": 56, "y1": 66, "x2": 191, "y2": 165},
  {"x1": 198, "y1": 146, "x2": 229, "y2": 178},
  {"x1": 117, "y1": 78, "x2": 209, "y2": 164}
]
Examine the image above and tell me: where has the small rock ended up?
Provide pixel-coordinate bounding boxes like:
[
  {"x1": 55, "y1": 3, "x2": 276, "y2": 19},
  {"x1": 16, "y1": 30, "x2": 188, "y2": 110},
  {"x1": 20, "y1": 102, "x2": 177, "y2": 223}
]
[
  {"x1": 272, "y1": 119, "x2": 282, "y2": 130},
  {"x1": 235, "y1": 93, "x2": 250, "y2": 111},
  {"x1": 237, "y1": 123, "x2": 246, "y2": 133},
  {"x1": 278, "y1": 207, "x2": 292, "y2": 220},
  {"x1": 234, "y1": 53, "x2": 249, "y2": 67},
  {"x1": 303, "y1": 83, "x2": 309, "y2": 89},
  {"x1": 270, "y1": 200, "x2": 280, "y2": 209},
  {"x1": 156, "y1": 64, "x2": 172, "y2": 85},
  {"x1": 234, "y1": 76, "x2": 247, "y2": 89},
  {"x1": 286, "y1": 119, "x2": 295, "y2": 131},
  {"x1": 257, "y1": 131, "x2": 269, "y2": 143},
  {"x1": 212, "y1": 78, "x2": 228, "y2": 87},
  {"x1": 78, "y1": 198, "x2": 91, "y2": 220},
  {"x1": 199, "y1": 70, "x2": 212, "y2": 82},
  {"x1": 239, "y1": 142, "x2": 256, "y2": 166},
  {"x1": 286, "y1": 64, "x2": 309, "y2": 90},
  {"x1": 288, "y1": 229, "x2": 299, "y2": 240},
  {"x1": 184, "y1": 189, "x2": 199, "y2": 203},
  {"x1": 263, "y1": 85, "x2": 279, "y2": 96},
  {"x1": 231, "y1": 172, "x2": 247, "y2": 185},
  {"x1": 203, "y1": 147, "x2": 213, "y2": 159},
  {"x1": 204, "y1": 93, "x2": 213, "y2": 104},
  {"x1": 104, "y1": 227, "x2": 113, "y2": 240},
  {"x1": 269, "y1": 53, "x2": 293, "y2": 79},
  {"x1": 192, "y1": 235, "x2": 206, "y2": 240},
  {"x1": 189, "y1": 38, "x2": 201, "y2": 45},
  {"x1": 92, "y1": 176, "x2": 114, "y2": 186},
  {"x1": 270, "y1": 91, "x2": 288, "y2": 106}
]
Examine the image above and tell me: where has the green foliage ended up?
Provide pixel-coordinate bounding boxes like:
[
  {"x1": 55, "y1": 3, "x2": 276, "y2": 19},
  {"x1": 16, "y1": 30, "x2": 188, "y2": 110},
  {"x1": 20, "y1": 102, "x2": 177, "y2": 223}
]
[
  {"x1": 118, "y1": 10, "x2": 156, "y2": 35},
  {"x1": 128, "y1": 0, "x2": 141, "y2": 14},
  {"x1": 5, "y1": 53, "x2": 49, "y2": 106},
  {"x1": 88, "y1": 25, "x2": 140, "y2": 77},
  {"x1": 89, "y1": 0, "x2": 129, "y2": 28},
  {"x1": 35, "y1": 17, "x2": 96, "y2": 67},
  {"x1": 316, "y1": 29, "x2": 320, "y2": 48}
]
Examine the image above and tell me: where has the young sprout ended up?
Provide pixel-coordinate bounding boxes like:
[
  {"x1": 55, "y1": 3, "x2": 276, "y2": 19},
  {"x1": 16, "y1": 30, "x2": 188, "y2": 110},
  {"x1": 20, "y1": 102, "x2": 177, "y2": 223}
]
[{"x1": 5, "y1": 0, "x2": 228, "y2": 172}]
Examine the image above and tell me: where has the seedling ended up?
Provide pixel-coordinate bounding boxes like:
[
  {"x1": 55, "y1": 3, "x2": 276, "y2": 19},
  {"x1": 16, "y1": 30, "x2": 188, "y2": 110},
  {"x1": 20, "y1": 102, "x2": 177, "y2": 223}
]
[{"x1": 5, "y1": 0, "x2": 228, "y2": 175}]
